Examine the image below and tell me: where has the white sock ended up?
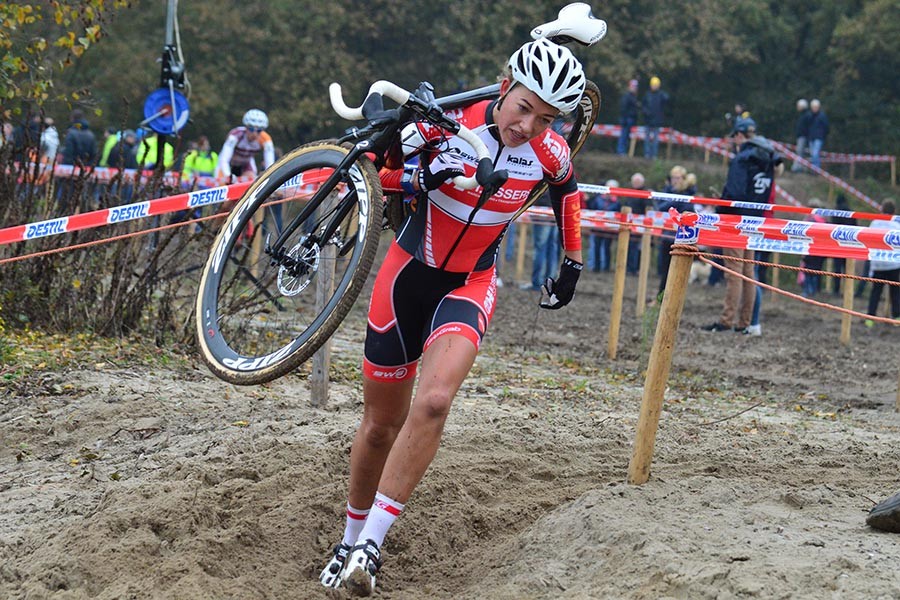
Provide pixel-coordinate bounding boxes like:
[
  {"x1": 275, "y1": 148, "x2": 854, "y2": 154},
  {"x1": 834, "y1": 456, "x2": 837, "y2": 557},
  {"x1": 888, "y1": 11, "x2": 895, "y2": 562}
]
[
  {"x1": 356, "y1": 492, "x2": 404, "y2": 548},
  {"x1": 341, "y1": 503, "x2": 370, "y2": 547}
]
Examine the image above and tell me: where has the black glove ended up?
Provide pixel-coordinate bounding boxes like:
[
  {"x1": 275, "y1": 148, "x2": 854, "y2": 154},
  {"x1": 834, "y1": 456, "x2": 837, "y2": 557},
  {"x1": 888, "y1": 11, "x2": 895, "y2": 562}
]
[
  {"x1": 418, "y1": 151, "x2": 465, "y2": 191},
  {"x1": 540, "y1": 257, "x2": 582, "y2": 310}
]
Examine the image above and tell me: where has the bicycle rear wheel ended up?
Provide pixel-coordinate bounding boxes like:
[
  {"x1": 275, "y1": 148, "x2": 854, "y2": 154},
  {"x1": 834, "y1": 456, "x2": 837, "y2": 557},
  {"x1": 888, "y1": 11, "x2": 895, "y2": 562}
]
[{"x1": 196, "y1": 141, "x2": 381, "y2": 385}]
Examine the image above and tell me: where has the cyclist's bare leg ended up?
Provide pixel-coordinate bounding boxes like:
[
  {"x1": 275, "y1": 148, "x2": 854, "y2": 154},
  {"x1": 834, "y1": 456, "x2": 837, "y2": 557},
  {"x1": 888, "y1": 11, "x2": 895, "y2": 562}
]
[
  {"x1": 376, "y1": 333, "x2": 477, "y2": 504},
  {"x1": 347, "y1": 377, "x2": 414, "y2": 510}
]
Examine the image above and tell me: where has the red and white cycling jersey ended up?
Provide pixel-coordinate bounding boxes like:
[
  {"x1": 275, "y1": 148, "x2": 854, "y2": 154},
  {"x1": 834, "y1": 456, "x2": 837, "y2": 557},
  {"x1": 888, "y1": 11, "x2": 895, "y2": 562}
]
[
  {"x1": 382, "y1": 100, "x2": 581, "y2": 273},
  {"x1": 216, "y1": 126, "x2": 275, "y2": 178}
]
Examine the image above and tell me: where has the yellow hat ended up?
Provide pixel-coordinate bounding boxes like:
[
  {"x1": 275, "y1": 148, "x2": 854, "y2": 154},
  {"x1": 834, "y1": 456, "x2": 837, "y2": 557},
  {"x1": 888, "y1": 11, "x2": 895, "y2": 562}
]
[{"x1": 650, "y1": 76, "x2": 661, "y2": 88}]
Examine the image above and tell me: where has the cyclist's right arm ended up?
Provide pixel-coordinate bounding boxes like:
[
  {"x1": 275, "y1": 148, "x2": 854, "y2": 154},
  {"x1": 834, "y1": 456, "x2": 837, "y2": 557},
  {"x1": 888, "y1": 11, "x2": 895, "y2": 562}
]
[{"x1": 216, "y1": 133, "x2": 238, "y2": 178}]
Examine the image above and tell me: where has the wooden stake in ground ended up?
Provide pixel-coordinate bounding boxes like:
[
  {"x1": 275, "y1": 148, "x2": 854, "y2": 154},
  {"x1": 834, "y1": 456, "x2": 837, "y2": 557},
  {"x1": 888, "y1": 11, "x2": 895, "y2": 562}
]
[
  {"x1": 607, "y1": 206, "x2": 631, "y2": 360},
  {"x1": 635, "y1": 227, "x2": 652, "y2": 318},
  {"x1": 310, "y1": 191, "x2": 339, "y2": 406},
  {"x1": 515, "y1": 220, "x2": 529, "y2": 285},
  {"x1": 840, "y1": 259, "x2": 856, "y2": 346},
  {"x1": 770, "y1": 253, "x2": 780, "y2": 303},
  {"x1": 628, "y1": 241, "x2": 693, "y2": 485}
]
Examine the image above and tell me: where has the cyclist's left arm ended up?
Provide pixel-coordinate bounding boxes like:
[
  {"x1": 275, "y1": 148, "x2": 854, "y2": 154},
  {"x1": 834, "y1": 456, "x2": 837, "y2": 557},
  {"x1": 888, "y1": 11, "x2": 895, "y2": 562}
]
[{"x1": 260, "y1": 132, "x2": 275, "y2": 170}]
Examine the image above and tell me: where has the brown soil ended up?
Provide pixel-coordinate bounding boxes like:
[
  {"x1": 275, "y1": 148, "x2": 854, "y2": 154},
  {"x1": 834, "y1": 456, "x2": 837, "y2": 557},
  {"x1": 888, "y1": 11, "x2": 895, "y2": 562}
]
[{"x1": 2, "y1": 249, "x2": 899, "y2": 599}]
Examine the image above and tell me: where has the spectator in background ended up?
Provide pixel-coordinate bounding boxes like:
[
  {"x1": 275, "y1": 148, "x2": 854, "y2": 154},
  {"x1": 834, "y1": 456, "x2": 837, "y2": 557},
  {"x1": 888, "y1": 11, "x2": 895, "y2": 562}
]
[
  {"x1": 864, "y1": 199, "x2": 900, "y2": 327},
  {"x1": 807, "y1": 99, "x2": 829, "y2": 169},
  {"x1": 98, "y1": 126, "x2": 118, "y2": 167},
  {"x1": 60, "y1": 109, "x2": 97, "y2": 167},
  {"x1": 655, "y1": 165, "x2": 696, "y2": 299},
  {"x1": 522, "y1": 189, "x2": 560, "y2": 291},
  {"x1": 1, "y1": 121, "x2": 13, "y2": 148},
  {"x1": 641, "y1": 76, "x2": 669, "y2": 160},
  {"x1": 136, "y1": 132, "x2": 176, "y2": 170},
  {"x1": 181, "y1": 135, "x2": 219, "y2": 186},
  {"x1": 703, "y1": 117, "x2": 780, "y2": 333},
  {"x1": 624, "y1": 172, "x2": 651, "y2": 274},
  {"x1": 106, "y1": 129, "x2": 139, "y2": 170},
  {"x1": 616, "y1": 79, "x2": 640, "y2": 156},
  {"x1": 790, "y1": 99, "x2": 811, "y2": 173},
  {"x1": 587, "y1": 181, "x2": 621, "y2": 272},
  {"x1": 106, "y1": 129, "x2": 139, "y2": 203},
  {"x1": 829, "y1": 193, "x2": 857, "y2": 295},
  {"x1": 11, "y1": 114, "x2": 44, "y2": 163},
  {"x1": 40, "y1": 117, "x2": 59, "y2": 164},
  {"x1": 725, "y1": 102, "x2": 750, "y2": 128}
]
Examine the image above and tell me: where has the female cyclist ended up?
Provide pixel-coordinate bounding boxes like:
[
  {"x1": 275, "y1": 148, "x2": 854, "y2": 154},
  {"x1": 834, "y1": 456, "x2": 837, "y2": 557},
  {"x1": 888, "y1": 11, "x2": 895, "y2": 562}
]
[{"x1": 320, "y1": 38, "x2": 587, "y2": 596}]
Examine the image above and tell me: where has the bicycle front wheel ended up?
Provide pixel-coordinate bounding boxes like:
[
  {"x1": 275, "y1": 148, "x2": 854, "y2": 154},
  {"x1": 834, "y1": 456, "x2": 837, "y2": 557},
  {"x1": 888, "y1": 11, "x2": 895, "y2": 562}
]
[{"x1": 196, "y1": 141, "x2": 381, "y2": 385}]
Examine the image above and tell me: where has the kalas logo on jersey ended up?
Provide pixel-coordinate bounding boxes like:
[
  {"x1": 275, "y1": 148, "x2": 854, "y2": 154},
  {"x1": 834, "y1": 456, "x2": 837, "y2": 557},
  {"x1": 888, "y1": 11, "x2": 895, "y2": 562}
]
[
  {"x1": 884, "y1": 229, "x2": 900, "y2": 250},
  {"x1": 830, "y1": 226, "x2": 864, "y2": 247},
  {"x1": 189, "y1": 187, "x2": 227, "y2": 208},
  {"x1": 108, "y1": 202, "x2": 149, "y2": 223},
  {"x1": 782, "y1": 222, "x2": 812, "y2": 238},
  {"x1": 506, "y1": 155, "x2": 534, "y2": 167},
  {"x1": 25, "y1": 217, "x2": 67, "y2": 239}
]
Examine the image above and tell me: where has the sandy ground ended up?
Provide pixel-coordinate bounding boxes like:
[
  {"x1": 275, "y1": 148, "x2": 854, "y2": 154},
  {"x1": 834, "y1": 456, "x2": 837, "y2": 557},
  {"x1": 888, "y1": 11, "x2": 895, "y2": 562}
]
[{"x1": 2, "y1": 242, "x2": 900, "y2": 600}]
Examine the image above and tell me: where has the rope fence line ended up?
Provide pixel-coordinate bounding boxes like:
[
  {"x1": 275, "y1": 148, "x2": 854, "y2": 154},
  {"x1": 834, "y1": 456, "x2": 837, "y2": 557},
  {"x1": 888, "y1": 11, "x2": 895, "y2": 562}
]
[{"x1": 672, "y1": 246, "x2": 900, "y2": 326}]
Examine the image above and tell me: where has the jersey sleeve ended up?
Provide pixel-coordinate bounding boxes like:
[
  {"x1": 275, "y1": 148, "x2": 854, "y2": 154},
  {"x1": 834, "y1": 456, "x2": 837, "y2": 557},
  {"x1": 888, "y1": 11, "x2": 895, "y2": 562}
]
[
  {"x1": 532, "y1": 128, "x2": 573, "y2": 185},
  {"x1": 262, "y1": 137, "x2": 275, "y2": 170},
  {"x1": 549, "y1": 174, "x2": 581, "y2": 252}
]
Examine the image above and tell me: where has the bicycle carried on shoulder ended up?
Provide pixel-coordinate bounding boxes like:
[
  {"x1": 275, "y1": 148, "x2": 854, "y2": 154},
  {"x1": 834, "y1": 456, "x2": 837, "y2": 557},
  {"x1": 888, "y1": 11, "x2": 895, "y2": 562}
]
[{"x1": 195, "y1": 3, "x2": 606, "y2": 385}]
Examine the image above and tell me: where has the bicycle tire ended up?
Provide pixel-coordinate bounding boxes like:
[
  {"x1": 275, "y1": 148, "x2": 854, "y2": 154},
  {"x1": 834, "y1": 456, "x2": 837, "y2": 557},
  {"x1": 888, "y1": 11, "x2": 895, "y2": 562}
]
[{"x1": 196, "y1": 141, "x2": 381, "y2": 385}]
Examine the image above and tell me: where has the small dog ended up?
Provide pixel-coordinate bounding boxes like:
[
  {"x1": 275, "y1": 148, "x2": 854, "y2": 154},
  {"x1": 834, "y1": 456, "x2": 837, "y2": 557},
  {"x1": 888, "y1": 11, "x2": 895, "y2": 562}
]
[{"x1": 689, "y1": 259, "x2": 712, "y2": 285}]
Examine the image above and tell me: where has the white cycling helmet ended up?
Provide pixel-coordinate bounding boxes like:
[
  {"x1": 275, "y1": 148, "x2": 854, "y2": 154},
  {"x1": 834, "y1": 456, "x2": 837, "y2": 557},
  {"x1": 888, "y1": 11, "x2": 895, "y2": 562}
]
[
  {"x1": 508, "y1": 38, "x2": 586, "y2": 114},
  {"x1": 242, "y1": 108, "x2": 269, "y2": 130}
]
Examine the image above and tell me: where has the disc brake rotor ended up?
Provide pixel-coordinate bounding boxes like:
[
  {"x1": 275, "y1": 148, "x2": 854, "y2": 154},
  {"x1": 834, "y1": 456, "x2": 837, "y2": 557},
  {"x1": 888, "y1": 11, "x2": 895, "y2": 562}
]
[{"x1": 277, "y1": 240, "x2": 320, "y2": 296}]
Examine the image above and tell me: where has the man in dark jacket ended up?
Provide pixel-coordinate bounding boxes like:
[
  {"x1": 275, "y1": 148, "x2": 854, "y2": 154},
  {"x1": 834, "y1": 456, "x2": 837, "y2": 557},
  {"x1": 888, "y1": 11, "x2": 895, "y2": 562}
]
[
  {"x1": 616, "y1": 79, "x2": 640, "y2": 156},
  {"x1": 703, "y1": 117, "x2": 782, "y2": 333},
  {"x1": 790, "y1": 99, "x2": 812, "y2": 172},
  {"x1": 807, "y1": 99, "x2": 829, "y2": 169},
  {"x1": 61, "y1": 109, "x2": 97, "y2": 167},
  {"x1": 641, "y1": 76, "x2": 669, "y2": 159}
]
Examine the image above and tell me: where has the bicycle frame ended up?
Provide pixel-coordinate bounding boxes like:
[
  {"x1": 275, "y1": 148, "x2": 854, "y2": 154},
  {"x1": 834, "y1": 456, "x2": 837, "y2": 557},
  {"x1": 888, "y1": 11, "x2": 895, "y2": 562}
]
[{"x1": 265, "y1": 82, "x2": 505, "y2": 266}]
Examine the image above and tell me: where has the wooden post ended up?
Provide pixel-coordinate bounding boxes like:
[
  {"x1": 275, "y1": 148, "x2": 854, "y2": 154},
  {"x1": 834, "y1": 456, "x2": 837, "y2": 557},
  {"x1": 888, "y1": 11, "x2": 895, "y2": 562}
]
[
  {"x1": 310, "y1": 192, "x2": 339, "y2": 406},
  {"x1": 704, "y1": 148, "x2": 710, "y2": 164},
  {"x1": 666, "y1": 138, "x2": 672, "y2": 160},
  {"x1": 515, "y1": 220, "x2": 529, "y2": 284},
  {"x1": 770, "y1": 253, "x2": 780, "y2": 303},
  {"x1": 849, "y1": 160, "x2": 855, "y2": 180},
  {"x1": 628, "y1": 132, "x2": 637, "y2": 158},
  {"x1": 607, "y1": 207, "x2": 631, "y2": 360},
  {"x1": 635, "y1": 228, "x2": 652, "y2": 318},
  {"x1": 891, "y1": 157, "x2": 896, "y2": 187},
  {"x1": 840, "y1": 259, "x2": 856, "y2": 346},
  {"x1": 627, "y1": 244, "x2": 693, "y2": 485},
  {"x1": 827, "y1": 184, "x2": 835, "y2": 204}
]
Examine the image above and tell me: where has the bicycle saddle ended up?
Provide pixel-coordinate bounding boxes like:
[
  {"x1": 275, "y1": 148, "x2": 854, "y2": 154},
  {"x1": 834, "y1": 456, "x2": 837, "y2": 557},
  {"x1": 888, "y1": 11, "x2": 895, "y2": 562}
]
[{"x1": 531, "y1": 2, "x2": 607, "y2": 47}]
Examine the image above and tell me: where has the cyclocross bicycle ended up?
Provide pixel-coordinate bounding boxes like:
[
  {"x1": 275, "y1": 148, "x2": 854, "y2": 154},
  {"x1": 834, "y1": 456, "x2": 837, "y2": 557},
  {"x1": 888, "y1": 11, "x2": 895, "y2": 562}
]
[{"x1": 196, "y1": 2, "x2": 607, "y2": 384}]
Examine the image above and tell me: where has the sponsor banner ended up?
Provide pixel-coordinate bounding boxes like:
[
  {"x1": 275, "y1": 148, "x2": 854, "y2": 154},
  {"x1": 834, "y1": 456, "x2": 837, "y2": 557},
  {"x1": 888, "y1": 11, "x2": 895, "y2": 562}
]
[{"x1": 0, "y1": 180, "x2": 254, "y2": 246}]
